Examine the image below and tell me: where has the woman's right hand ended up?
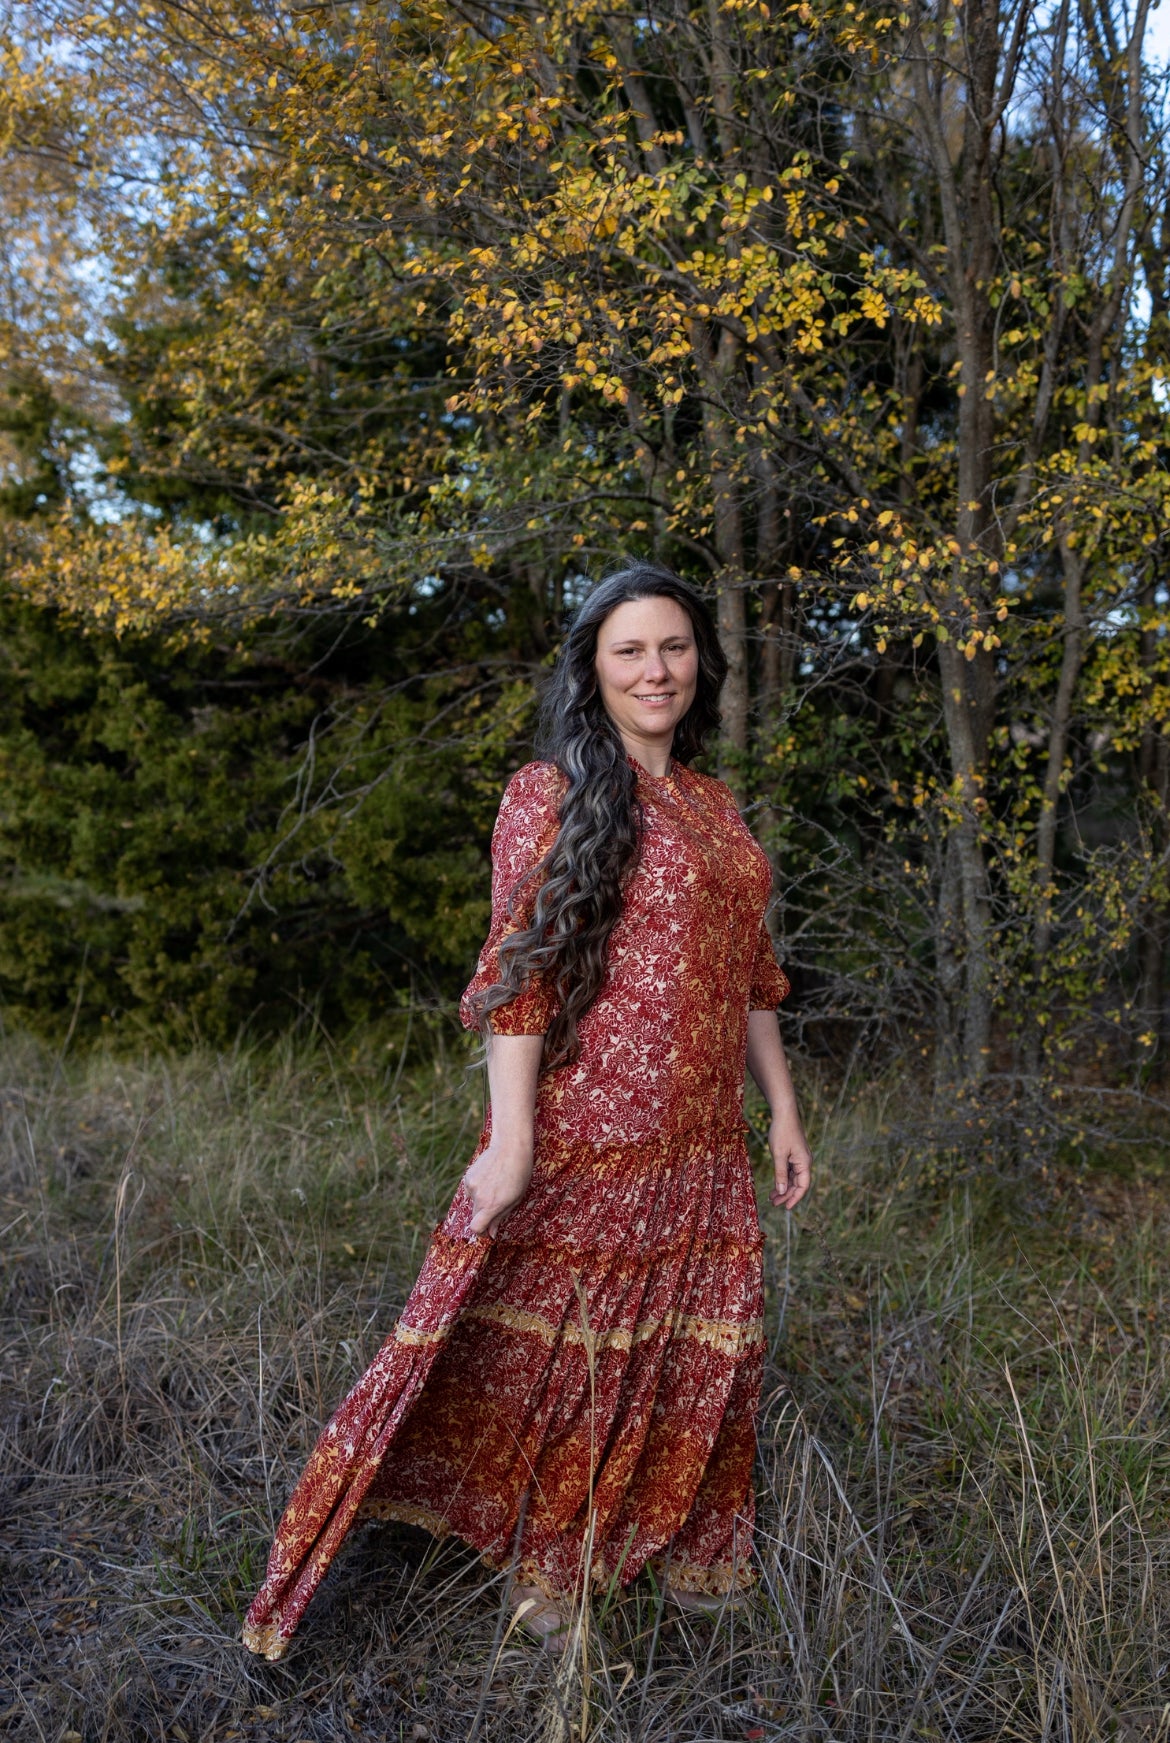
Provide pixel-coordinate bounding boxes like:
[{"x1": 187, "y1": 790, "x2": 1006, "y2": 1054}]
[{"x1": 462, "y1": 1141, "x2": 534, "y2": 1238}]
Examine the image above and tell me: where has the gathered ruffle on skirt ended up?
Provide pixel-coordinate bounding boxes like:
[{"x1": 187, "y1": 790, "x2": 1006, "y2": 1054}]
[{"x1": 242, "y1": 1118, "x2": 765, "y2": 1661}]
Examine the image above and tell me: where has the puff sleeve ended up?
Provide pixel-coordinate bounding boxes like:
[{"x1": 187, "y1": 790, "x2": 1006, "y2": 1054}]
[
  {"x1": 459, "y1": 761, "x2": 566, "y2": 1036},
  {"x1": 748, "y1": 917, "x2": 791, "y2": 1010}
]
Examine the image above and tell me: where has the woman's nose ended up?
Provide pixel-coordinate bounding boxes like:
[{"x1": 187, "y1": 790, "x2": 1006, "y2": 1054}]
[{"x1": 642, "y1": 650, "x2": 668, "y2": 681}]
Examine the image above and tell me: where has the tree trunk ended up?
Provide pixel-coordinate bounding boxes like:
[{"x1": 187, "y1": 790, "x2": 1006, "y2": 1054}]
[
  {"x1": 754, "y1": 443, "x2": 783, "y2": 728},
  {"x1": 693, "y1": 324, "x2": 749, "y2": 777},
  {"x1": 1138, "y1": 601, "x2": 1170, "y2": 1067},
  {"x1": 937, "y1": 641, "x2": 995, "y2": 1078},
  {"x1": 1033, "y1": 542, "x2": 1084, "y2": 961},
  {"x1": 1023, "y1": 542, "x2": 1084, "y2": 1074},
  {"x1": 910, "y1": 0, "x2": 1002, "y2": 1080}
]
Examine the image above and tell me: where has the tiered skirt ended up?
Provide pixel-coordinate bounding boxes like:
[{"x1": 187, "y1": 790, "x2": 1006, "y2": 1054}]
[{"x1": 242, "y1": 1117, "x2": 765, "y2": 1661}]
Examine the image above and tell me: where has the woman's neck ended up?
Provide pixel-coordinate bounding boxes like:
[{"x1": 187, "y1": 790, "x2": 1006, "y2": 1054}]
[{"x1": 620, "y1": 734, "x2": 673, "y2": 778}]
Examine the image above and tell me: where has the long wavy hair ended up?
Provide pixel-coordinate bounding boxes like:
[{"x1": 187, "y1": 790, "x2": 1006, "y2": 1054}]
[{"x1": 467, "y1": 562, "x2": 728, "y2": 1070}]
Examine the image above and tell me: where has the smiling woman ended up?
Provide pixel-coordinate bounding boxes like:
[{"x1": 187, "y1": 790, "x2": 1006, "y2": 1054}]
[{"x1": 242, "y1": 563, "x2": 812, "y2": 1658}]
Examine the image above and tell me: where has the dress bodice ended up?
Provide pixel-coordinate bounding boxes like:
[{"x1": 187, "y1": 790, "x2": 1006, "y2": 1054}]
[{"x1": 459, "y1": 757, "x2": 789, "y2": 1147}]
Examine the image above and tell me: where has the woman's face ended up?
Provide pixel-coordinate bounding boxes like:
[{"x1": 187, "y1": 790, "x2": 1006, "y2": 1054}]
[{"x1": 594, "y1": 595, "x2": 699, "y2": 757}]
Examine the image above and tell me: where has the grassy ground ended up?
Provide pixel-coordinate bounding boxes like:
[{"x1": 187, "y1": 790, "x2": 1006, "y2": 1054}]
[{"x1": 1, "y1": 1029, "x2": 1168, "y2": 1743}]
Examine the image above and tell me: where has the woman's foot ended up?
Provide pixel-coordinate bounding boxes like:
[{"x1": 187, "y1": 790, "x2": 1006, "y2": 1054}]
[{"x1": 511, "y1": 1582, "x2": 571, "y2": 1653}]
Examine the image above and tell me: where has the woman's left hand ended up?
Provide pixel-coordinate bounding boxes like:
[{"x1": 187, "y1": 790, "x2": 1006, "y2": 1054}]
[{"x1": 767, "y1": 1116, "x2": 812, "y2": 1211}]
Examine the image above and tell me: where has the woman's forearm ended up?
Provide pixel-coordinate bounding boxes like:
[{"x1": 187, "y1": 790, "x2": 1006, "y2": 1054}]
[
  {"x1": 748, "y1": 1008, "x2": 813, "y2": 1209},
  {"x1": 745, "y1": 1008, "x2": 801, "y2": 1122},
  {"x1": 464, "y1": 1027, "x2": 546, "y2": 1236},
  {"x1": 484, "y1": 1028, "x2": 545, "y2": 1154}
]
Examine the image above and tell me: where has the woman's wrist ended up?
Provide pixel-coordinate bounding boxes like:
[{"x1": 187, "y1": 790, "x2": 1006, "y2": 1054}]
[
  {"x1": 488, "y1": 1131, "x2": 535, "y2": 1163},
  {"x1": 767, "y1": 1098, "x2": 801, "y2": 1128}
]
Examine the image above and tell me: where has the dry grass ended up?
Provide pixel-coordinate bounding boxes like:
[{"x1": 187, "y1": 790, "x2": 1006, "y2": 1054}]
[{"x1": 1, "y1": 1029, "x2": 1168, "y2": 1743}]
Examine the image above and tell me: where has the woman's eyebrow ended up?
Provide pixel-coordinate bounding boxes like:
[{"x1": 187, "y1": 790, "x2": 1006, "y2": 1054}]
[{"x1": 606, "y1": 635, "x2": 693, "y2": 648}]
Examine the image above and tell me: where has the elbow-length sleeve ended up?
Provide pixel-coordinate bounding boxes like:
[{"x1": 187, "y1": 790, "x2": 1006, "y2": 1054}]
[
  {"x1": 459, "y1": 761, "x2": 566, "y2": 1036},
  {"x1": 748, "y1": 916, "x2": 791, "y2": 1010}
]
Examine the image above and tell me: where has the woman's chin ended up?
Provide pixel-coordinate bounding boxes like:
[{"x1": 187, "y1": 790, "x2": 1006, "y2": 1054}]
[{"x1": 629, "y1": 708, "x2": 680, "y2": 734}]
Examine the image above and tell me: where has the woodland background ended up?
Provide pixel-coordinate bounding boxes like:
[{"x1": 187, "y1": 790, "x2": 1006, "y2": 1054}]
[
  {"x1": 2, "y1": 0, "x2": 1169, "y2": 1126},
  {"x1": 2, "y1": 4, "x2": 1170, "y2": 1741}
]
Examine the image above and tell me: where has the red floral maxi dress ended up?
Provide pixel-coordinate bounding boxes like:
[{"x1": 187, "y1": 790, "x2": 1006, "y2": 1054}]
[{"x1": 242, "y1": 753, "x2": 790, "y2": 1660}]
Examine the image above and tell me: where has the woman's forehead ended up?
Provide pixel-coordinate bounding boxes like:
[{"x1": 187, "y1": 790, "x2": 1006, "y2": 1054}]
[{"x1": 597, "y1": 596, "x2": 693, "y2": 641}]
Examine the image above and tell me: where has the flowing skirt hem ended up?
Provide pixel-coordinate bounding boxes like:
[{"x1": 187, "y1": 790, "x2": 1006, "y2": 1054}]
[{"x1": 356, "y1": 1496, "x2": 757, "y2": 1602}]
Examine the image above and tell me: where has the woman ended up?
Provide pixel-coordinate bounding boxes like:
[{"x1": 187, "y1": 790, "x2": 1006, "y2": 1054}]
[{"x1": 242, "y1": 563, "x2": 812, "y2": 1659}]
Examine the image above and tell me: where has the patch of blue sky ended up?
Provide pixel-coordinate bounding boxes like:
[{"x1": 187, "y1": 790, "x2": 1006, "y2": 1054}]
[
  {"x1": 1145, "y1": 2, "x2": 1170, "y2": 67},
  {"x1": 66, "y1": 441, "x2": 156, "y2": 526}
]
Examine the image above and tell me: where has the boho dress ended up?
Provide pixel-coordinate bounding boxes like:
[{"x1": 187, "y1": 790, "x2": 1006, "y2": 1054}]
[{"x1": 242, "y1": 753, "x2": 789, "y2": 1661}]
